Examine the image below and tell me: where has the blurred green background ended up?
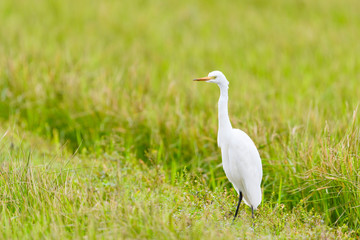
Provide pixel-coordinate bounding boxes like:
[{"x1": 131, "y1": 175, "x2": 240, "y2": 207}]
[{"x1": 0, "y1": 0, "x2": 359, "y2": 236}]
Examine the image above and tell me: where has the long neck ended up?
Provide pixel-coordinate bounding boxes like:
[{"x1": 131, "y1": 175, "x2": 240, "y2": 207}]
[{"x1": 218, "y1": 84, "x2": 232, "y2": 132}]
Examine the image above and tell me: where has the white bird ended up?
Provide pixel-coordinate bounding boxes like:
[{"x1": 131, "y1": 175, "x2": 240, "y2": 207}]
[{"x1": 194, "y1": 71, "x2": 263, "y2": 220}]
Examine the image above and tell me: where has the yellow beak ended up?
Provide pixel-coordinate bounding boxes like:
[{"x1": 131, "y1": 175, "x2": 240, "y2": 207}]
[{"x1": 193, "y1": 76, "x2": 215, "y2": 81}]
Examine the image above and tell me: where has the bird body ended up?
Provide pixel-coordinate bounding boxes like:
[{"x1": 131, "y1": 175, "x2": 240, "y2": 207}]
[
  {"x1": 220, "y1": 128, "x2": 262, "y2": 209},
  {"x1": 194, "y1": 70, "x2": 263, "y2": 219}
]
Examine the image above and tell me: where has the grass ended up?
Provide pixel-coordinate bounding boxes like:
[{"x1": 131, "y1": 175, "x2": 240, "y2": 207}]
[
  {"x1": 0, "y1": 128, "x2": 353, "y2": 239},
  {"x1": 0, "y1": 0, "x2": 359, "y2": 238}
]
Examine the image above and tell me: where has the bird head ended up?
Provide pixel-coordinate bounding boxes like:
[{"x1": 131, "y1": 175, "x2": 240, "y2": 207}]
[{"x1": 193, "y1": 71, "x2": 229, "y2": 87}]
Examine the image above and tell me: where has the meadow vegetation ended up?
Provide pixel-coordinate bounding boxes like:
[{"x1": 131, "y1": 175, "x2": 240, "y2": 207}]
[{"x1": 0, "y1": 0, "x2": 359, "y2": 238}]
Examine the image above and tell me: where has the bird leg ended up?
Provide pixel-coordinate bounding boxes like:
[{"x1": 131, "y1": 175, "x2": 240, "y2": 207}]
[
  {"x1": 251, "y1": 206, "x2": 255, "y2": 229},
  {"x1": 233, "y1": 191, "x2": 243, "y2": 221}
]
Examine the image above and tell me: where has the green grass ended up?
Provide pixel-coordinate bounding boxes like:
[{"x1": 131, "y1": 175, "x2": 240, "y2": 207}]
[
  {"x1": 0, "y1": 128, "x2": 353, "y2": 239},
  {"x1": 0, "y1": 0, "x2": 359, "y2": 238}
]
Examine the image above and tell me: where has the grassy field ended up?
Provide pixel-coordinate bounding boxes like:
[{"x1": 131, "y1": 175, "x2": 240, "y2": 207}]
[{"x1": 0, "y1": 0, "x2": 359, "y2": 238}]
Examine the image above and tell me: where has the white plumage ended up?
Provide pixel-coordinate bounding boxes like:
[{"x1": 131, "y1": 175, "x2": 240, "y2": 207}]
[{"x1": 194, "y1": 71, "x2": 263, "y2": 220}]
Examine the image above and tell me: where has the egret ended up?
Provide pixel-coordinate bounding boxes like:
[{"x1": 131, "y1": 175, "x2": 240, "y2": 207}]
[{"x1": 194, "y1": 71, "x2": 263, "y2": 221}]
